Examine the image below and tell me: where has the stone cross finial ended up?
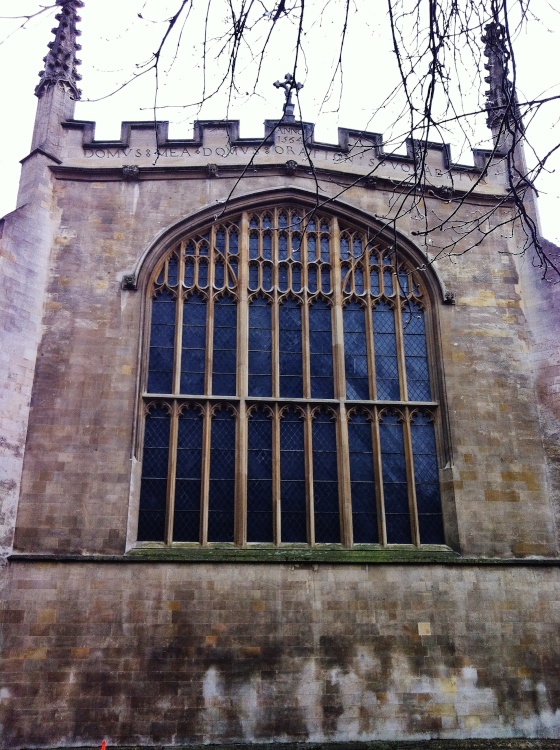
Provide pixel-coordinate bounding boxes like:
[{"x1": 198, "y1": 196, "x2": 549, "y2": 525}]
[
  {"x1": 273, "y1": 73, "x2": 304, "y2": 122},
  {"x1": 36, "y1": 0, "x2": 84, "y2": 100}
]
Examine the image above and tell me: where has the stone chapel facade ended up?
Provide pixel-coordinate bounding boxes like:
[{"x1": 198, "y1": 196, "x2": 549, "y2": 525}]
[{"x1": 1, "y1": 2, "x2": 560, "y2": 748}]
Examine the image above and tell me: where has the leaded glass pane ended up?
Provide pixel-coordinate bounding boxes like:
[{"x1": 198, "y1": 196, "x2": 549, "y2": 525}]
[
  {"x1": 313, "y1": 412, "x2": 340, "y2": 543},
  {"x1": 379, "y1": 412, "x2": 411, "y2": 544},
  {"x1": 344, "y1": 301, "x2": 369, "y2": 400},
  {"x1": 174, "y1": 410, "x2": 203, "y2": 541},
  {"x1": 280, "y1": 299, "x2": 303, "y2": 398},
  {"x1": 280, "y1": 410, "x2": 307, "y2": 543},
  {"x1": 249, "y1": 298, "x2": 272, "y2": 397},
  {"x1": 138, "y1": 406, "x2": 170, "y2": 541},
  {"x1": 349, "y1": 413, "x2": 378, "y2": 543},
  {"x1": 310, "y1": 300, "x2": 334, "y2": 399},
  {"x1": 373, "y1": 302, "x2": 400, "y2": 400},
  {"x1": 147, "y1": 291, "x2": 175, "y2": 394},
  {"x1": 208, "y1": 410, "x2": 236, "y2": 542},
  {"x1": 181, "y1": 294, "x2": 206, "y2": 395},
  {"x1": 403, "y1": 303, "x2": 431, "y2": 401},
  {"x1": 212, "y1": 296, "x2": 237, "y2": 396},
  {"x1": 411, "y1": 412, "x2": 444, "y2": 543},
  {"x1": 247, "y1": 411, "x2": 273, "y2": 542}
]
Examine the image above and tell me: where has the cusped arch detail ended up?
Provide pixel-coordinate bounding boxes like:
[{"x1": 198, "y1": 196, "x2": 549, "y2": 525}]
[{"x1": 126, "y1": 187, "x2": 449, "y2": 304}]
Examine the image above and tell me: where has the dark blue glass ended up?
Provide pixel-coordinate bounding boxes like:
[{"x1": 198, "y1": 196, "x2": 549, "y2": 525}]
[
  {"x1": 198, "y1": 258, "x2": 208, "y2": 288},
  {"x1": 349, "y1": 414, "x2": 378, "y2": 543},
  {"x1": 353, "y1": 237, "x2": 363, "y2": 259},
  {"x1": 279, "y1": 233, "x2": 288, "y2": 260},
  {"x1": 383, "y1": 269, "x2": 394, "y2": 295},
  {"x1": 398, "y1": 270, "x2": 409, "y2": 296},
  {"x1": 280, "y1": 299, "x2": 303, "y2": 398},
  {"x1": 280, "y1": 411, "x2": 307, "y2": 542},
  {"x1": 181, "y1": 294, "x2": 206, "y2": 394},
  {"x1": 310, "y1": 300, "x2": 334, "y2": 398},
  {"x1": 340, "y1": 235, "x2": 350, "y2": 260},
  {"x1": 138, "y1": 406, "x2": 170, "y2": 541},
  {"x1": 249, "y1": 298, "x2": 272, "y2": 397},
  {"x1": 199, "y1": 240, "x2": 209, "y2": 257},
  {"x1": 215, "y1": 259, "x2": 225, "y2": 289},
  {"x1": 263, "y1": 214, "x2": 272, "y2": 229},
  {"x1": 167, "y1": 256, "x2": 178, "y2": 286},
  {"x1": 263, "y1": 232, "x2": 272, "y2": 260},
  {"x1": 373, "y1": 302, "x2": 400, "y2": 400},
  {"x1": 229, "y1": 230, "x2": 239, "y2": 254},
  {"x1": 379, "y1": 412, "x2": 411, "y2": 543},
  {"x1": 247, "y1": 411, "x2": 273, "y2": 542},
  {"x1": 308, "y1": 266, "x2": 318, "y2": 293},
  {"x1": 411, "y1": 412, "x2": 444, "y2": 543},
  {"x1": 370, "y1": 267, "x2": 380, "y2": 296},
  {"x1": 184, "y1": 258, "x2": 195, "y2": 287},
  {"x1": 308, "y1": 235, "x2": 316, "y2": 262},
  {"x1": 249, "y1": 263, "x2": 259, "y2": 290},
  {"x1": 228, "y1": 258, "x2": 238, "y2": 287},
  {"x1": 279, "y1": 212, "x2": 288, "y2": 229},
  {"x1": 174, "y1": 409, "x2": 203, "y2": 541},
  {"x1": 355, "y1": 267, "x2": 364, "y2": 294},
  {"x1": 212, "y1": 297, "x2": 237, "y2": 396},
  {"x1": 249, "y1": 231, "x2": 259, "y2": 259},
  {"x1": 292, "y1": 233, "x2": 302, "y2": 260},
  {"x1": 216, "y1": 229, "x2": 226, "y2": 255},
  {"x1": 208, "y1": 410, "x2": 236, "y2": 542},
  {"x1": 147, "y1": 291, "x2": 175, "y2": 394},
  {"x1": 292, "y1": 264, "x2": 302, "y2": 291},
  {"x1": 307, "y1": 218, "x2": 316, "y2": 231},
  {"x1": 321, "y1": 267, "x2": 331, "y2": 293},
  {"x1": 402, "y1": 303, "x2": 431, "y2": 401},
  {"x1": 320, "y1": 235, "x2": 330, "y2": 262},
  {"x1": 313, "y1": 412, "x2": 340, "y2": 543},
  {"x1": 279, "y1": 263, "x2": 289, "y2": 292},
  {"x1": 262, "y1": 262, "x2": 273, "y2": 291},
  {"x1": 343, "y1": 302, "x2": 369, "y2": 400},
  {"x1": 249, "y1": 216, "x2": 259, "y2": 228}
]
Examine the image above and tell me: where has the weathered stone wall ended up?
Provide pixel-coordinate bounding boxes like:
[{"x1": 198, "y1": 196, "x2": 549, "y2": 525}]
[
  {"x1": 1, "y1": 562, "x2": 559, "y2": 748},
  {"x1": 10, "y1": 171, "x2": 557, "y2": 557}
]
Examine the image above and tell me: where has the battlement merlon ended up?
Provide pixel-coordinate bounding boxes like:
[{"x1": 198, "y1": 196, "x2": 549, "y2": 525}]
[{"x1": 52, "y1": 117, "x2": 510, "y2": 195}]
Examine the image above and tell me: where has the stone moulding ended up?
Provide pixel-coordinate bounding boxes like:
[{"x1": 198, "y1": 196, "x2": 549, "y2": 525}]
[
  {"x1": 61, "y1": 118, "x2": 502, "y2": 187},
  {"x1": 5, "y1": 743, "x2": 558, "y2": 750}
]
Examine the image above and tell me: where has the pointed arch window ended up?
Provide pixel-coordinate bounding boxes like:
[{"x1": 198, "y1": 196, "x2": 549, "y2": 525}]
[{"x1": 137, "y1": 207, "x2": 446, "y2": 548}]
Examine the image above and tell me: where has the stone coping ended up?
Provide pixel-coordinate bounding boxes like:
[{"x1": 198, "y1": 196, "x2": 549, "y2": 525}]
[
  {"x1": 19, "y1": 740, "x2": 560, "y2": 749},
  {"x1": 7, "y1": 548, "x2": 560, "y2": 565}
]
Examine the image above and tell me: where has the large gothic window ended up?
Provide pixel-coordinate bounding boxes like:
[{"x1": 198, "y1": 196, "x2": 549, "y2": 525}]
[{"x1": 137, "y1": 206, "x2": 445, "y2": 547}]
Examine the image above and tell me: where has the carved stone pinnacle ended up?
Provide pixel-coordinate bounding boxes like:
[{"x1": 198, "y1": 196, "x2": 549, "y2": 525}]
[
  {"x1": 36, "y1": 0, "x2": 84, "y2": 100},
  {"x1": 273, "y1": 73, "x2": 304, "y2": 123}
]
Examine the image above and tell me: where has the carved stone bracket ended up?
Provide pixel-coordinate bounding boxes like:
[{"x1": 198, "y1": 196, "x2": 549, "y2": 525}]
[
  {"x1": 284, "y1": 160, "x2": 298, "y2": 176},
  {"x1": 122, "y1": 274, "x2": 137, "y2": 291},
  {"x1": 439, "y1": 185, "x2": 454, "y2": 200},
  {"x1": 364, "y1": 176, "x2": 379, "y2": 190},
  {"x1": 443, "y1": 291, "x2": 456, "y2": 305},
  {"x1": 122, "y1": 165, "x2": 140, "y2": 181},
  {"x1": 207, "y1": 163, "x2": 219, "y2": 178}
]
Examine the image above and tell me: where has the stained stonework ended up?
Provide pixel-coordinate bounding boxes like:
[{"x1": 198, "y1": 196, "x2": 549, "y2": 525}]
[{"x1": 1, "y1": 11, "x2": 560, "y2": 747}]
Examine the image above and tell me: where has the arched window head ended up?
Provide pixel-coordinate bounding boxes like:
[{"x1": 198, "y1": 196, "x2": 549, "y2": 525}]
[{"x1": 137, "y1": 206, "x2": 446, "y2": 548}]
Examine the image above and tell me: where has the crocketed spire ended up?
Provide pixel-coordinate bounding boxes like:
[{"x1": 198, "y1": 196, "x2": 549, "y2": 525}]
[
  {"x1": 482, "y1": 21, "x2": 514, "y2": 133},
  {"x1": 35, "y1": 0, "x2": 84, "y2": 100}
]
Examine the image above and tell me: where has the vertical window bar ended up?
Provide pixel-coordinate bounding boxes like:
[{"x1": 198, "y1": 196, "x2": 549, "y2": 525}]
[
  {"x1": 172, "y1": 248, "x2": 185, "y2": 395},
  {"x1": 205, "y1": 228, "x2": 216, "y2": 395},
  {"x1": 272, "y1": 404, "x2": 281, "y2": 545},
  {"x1": 200, "y1": 402, "x2": 212, "y2": 545},
  {"x1": 402, "y1": 408, "x2": 421, "y2": 546},
  {"x1": 393, "y1": 283, "x2": 408, "y2": 402},
  {"x1": 165, "y1": 401, "x2": 179, "y2": 544},
  {"x1": 330, "y1": 217, "x2": 352, "y2": 545},
  {"x1": 236, "y1": 212, "x2": 250, "y2": 544},
  {"x1": 372, "y1": 406, "x2": 387, "y2": 545},
  {"x1": 304, "y1": 404, "x2": 315, "y2": 545}
]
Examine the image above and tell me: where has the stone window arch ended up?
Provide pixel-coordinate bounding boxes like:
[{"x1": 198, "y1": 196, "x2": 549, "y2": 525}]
[{"x1": 136, "y1": 204, "x2": 447, "y2": 547}]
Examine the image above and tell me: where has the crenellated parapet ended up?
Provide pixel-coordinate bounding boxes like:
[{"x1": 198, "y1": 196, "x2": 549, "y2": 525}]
[{"x1": 56, "y1": 117, "x2": 508, "y2": 197}]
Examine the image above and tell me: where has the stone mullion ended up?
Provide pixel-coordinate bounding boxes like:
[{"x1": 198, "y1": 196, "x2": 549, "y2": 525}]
[
  {"x1": 236, "y1": 212, "x2": 250, "y2": 546},
  {"x1": 205, "y1": 228, "x2": 216, "y2": 396},
  {"x1": 272, "y1": 216, "x2": 280, "y2": 400},
  {"x1": 272, "y1": 404, "x2": 281, "y2": 546},
  {"x1": 164, "y1": 400, "x2": 179, "y2": 545},
  {"x1": 331, "y1": 218, "x2": 352, "y2": 546},
  {"x1": 394, "y1": 295, "x2": 408, "y2": 402},
  {"x1": 199, "y1": 402, "x2": 212, "y2": 546},
  {"x1": 172, "y1": 243, "x2": 185, "y2": 396},
  {"x1": 304, "y1": 405, "x2": 315, "y2": 546},
  {"x1": 372, "y1": 408, "x2": 387, "y2": 546},
  {"x1": 402, "y1": 408, "x2": 421, "y2": 547}
]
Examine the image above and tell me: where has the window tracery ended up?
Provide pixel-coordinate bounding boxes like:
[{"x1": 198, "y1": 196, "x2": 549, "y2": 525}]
[{"x1": 138, "y1": 206, "x2": 445, "y2": 548}]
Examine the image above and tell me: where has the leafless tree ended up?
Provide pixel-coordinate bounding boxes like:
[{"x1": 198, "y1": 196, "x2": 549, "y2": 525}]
[{"x1": 2, "y1": 0, "x2": 560, "y2": 278}]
